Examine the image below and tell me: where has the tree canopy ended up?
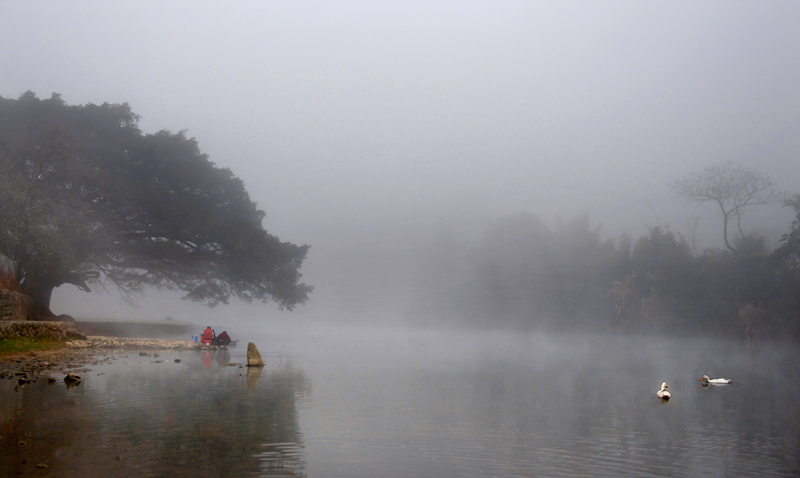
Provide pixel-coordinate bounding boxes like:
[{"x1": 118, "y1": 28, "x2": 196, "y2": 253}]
[{"x1": 0, "y1": 92, "x2": 312, "y2": 315}]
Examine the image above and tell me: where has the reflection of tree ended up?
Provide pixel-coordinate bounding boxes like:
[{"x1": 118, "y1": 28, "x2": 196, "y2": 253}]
[
  {"x1": 119, "y1": 360, "x2": 309, "y2": 477},
  {"x1": 0, "y1": 359, "x2": 309, "y2": 477},
  {"x1": 0, "y1": 377, "x2": 97, "y2": 475}
]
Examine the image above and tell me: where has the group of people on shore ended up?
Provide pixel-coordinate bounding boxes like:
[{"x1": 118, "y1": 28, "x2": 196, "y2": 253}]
[{"x1": 197, "y1": 327, "x2": 233, "y2": 347}]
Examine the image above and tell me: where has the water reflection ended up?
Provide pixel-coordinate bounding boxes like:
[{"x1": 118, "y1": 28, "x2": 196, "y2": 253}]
[
  {"x1": 292, "y1": 326, "x2": 800, "y2": 478},
  {"x1": 216, "y1": 349, "x2": 231, "y2": 366},
  {"x1": 247, "y1": 366, "x2": 263, "y2": 392},
  {"x1": 0, "y1": 351, "x2": 309, "y2": 477},
  {"x1": 2, "y1": 325, "x2": 800, "y2": 478}
]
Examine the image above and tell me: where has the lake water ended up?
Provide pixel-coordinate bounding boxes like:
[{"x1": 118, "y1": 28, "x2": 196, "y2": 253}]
[{"x1": 2, "y1": 321, "x2": 799, "y2": 477}]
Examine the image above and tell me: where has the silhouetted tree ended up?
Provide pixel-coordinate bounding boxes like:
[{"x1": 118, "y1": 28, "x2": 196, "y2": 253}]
[
  {"x1": 773, "y1": 194, "x2": 800, "y2": 270},
  {"x1": 624, "y1": 227, "x2": 700, "y2": 331},
  {"x1": 668, "y1": 162, "x2": 782, "y2": 255},
  {"x1": 630, "y1": 227, "x2": 694, "y2": 297},
  {"x1": 0, "y1": 92, "x2": 312, "y2": 315},
  {"x1": 770, "y1": 194, "x2": 800, "y2": 338},
  {"x1": 548, "y1": 213, "x2": 618, "y2": 324}
]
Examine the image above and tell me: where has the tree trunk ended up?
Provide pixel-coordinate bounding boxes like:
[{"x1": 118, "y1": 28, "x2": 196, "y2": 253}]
[
  {"x1": 18, "y1": 262, "x2": 90, "y2": 319},
  {"x1": 22, "y1": 280, "x2": 56, "y2": 319},
  {"x1": 718, "y1": 201, "x2": 736, "y2": 254}
]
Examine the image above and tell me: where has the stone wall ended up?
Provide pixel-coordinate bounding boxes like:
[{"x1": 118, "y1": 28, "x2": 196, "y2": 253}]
[
  {"x1": 0, "y1": 321, "x2": 68, "y2": 340},
  {"x1": 0, "y1": 289, "x2": 33, "y2": 321}
]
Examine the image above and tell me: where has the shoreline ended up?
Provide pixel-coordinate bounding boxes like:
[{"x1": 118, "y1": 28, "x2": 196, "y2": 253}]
[
  {"x1": 64, "y1": 335, "x2": 197, "y2": 351},
  {"x1": 0, "y1": 336, "x2": 198, "y2": 378}
]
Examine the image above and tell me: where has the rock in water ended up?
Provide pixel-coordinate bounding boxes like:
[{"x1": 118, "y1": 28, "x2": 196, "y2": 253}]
[
  {"x1": 246, "y1": 342, "x2": 264, "y2": 367},
  {"x1": 64, "y1": 373, "x2": 82, "y2": 389}
]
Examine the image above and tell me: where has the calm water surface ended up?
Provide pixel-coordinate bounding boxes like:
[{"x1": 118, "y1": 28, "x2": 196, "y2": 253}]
[{"x1": 2, "y1": 321, "x2": 799, "y2": 477}]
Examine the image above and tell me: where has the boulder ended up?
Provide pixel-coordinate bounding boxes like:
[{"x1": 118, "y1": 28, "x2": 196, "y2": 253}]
[{"x1": 246, "y1": 342, "x2": 264, "y2": 367}]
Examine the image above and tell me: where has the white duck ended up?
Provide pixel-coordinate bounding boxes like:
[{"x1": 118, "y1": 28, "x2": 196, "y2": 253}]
[
  {"x1": 656, "y1": 382, "x2": 671, "y2": 399},
  {"x1": 701, "y1": 375, "x2": 731, "y2": 385}
]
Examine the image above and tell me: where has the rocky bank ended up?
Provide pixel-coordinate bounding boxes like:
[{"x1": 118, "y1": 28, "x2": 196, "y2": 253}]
[{"x1": 0, "y1": 336, "x2": 198, "y2": 382}]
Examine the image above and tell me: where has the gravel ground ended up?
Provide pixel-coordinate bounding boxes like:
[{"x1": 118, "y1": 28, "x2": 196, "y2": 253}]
[{"x1": 0, "y1": 336, "x2": 198, "y2": 382}]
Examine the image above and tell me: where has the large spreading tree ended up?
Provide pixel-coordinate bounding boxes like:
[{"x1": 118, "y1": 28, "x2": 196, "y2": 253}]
[{"x1": 0, "y1": 92, "x2": 312, "y2": 315}]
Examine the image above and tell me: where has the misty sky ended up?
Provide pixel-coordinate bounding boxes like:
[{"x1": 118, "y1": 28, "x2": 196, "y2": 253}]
[{"x1": 2, "y1": 2, "x2": 799, "y2": 322}]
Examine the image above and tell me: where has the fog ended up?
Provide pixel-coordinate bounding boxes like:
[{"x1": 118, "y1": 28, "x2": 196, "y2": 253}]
[{"x1": 3, "y1": 1, "x2": 800, "y2": 324}]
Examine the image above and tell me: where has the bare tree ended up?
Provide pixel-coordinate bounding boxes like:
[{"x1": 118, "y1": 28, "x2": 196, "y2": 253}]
[{"x1": 668, "y1": 162, "x2": 782, "y2": 254}]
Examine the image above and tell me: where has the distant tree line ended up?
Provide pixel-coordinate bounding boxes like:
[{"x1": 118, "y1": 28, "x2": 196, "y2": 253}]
[{"x1": 418, "y1": 167, "x2": 799, "y2": 341}]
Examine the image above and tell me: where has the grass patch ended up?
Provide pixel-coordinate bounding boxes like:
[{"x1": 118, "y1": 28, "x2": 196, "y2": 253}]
[{"x1": 0, "y1": 337, "x2": 66, "y2": 356}]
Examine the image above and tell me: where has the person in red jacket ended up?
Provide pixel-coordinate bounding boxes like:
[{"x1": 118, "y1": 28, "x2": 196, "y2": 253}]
[{"x1": 201, "y1": 326, "x2": 216, "y2": 345}]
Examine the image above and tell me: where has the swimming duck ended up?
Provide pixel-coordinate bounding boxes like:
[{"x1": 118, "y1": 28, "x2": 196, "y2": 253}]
[
  {"x1": 656, "y1": 382, "x2": 671, "y2": 399},
  {"x1": 701, "y1": 375, "x2": 731, "y2": 385}
]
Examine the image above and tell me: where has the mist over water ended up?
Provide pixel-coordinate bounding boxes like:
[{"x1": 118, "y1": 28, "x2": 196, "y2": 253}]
[
  {"x1": 3, "y1": 322, "x2": 799, "y2": 477},
  {"x1": 3, "y1": 2, "x2": 800, "y2": 475}
]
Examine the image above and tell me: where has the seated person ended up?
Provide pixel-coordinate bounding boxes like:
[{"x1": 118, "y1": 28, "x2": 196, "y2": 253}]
[
  {"x1": 214, "y1": 330, "x2": 232, "y2": 347},
  {"x1": 201, "y1": 326, "x2": 216, "y2": 345}
]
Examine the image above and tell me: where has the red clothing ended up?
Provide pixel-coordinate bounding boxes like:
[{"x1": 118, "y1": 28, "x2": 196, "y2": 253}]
[
  {"x1": 201, "y1": 327, "x2": 215, "y2": 345},
  {"x1": 216, "y1": 331, "x2": 231, "y2": 346}
]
